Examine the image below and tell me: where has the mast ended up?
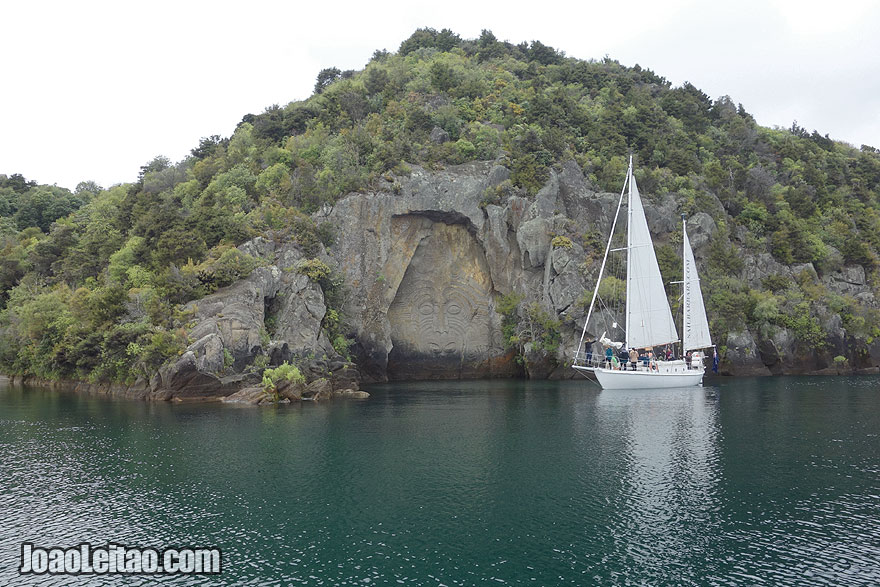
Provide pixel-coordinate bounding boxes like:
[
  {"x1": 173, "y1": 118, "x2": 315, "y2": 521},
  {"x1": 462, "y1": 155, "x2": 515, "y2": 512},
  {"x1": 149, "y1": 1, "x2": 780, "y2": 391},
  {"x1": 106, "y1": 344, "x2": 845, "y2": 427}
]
[
  {"x1": 625, "y1": 155, "x2": 633, "y2": 349},
  {"x1": 682, "y1": 214, "x2": 688, "y2": 359},
  {"x1": 575, "y1": 157, "x2": 630, "y2": 362}
]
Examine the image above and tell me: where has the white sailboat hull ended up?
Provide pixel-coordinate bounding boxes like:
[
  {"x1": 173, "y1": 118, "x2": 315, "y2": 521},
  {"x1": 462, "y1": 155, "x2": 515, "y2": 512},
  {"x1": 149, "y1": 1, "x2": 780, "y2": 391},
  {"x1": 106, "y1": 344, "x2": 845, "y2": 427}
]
[{"x1": 573, "y1": 361, "x2": 705, "y2": 389}]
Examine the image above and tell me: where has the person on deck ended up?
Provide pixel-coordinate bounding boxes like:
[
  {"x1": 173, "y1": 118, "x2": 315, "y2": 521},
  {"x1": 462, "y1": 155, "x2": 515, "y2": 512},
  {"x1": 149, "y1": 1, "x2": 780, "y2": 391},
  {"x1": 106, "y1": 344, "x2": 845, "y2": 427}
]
[
  {"x1": 686, "y1": 351, "x2": 692, "y2": 370},
  {"x1": 629, "y1": 348, "x2": 639, "y2": 371},
  {"x1": 618, "y1": 348, "x2": 629, "y2": 370},
  {"x1": 605, "y1": 346, "x2": 613, "y2": 369}
]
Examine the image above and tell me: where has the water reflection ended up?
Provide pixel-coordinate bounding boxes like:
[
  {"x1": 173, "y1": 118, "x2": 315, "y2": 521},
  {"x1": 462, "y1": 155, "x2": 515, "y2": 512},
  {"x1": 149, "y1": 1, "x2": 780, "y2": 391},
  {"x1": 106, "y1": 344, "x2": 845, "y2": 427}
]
[{"x1": 1, "y1": 377, "x2": 879, "y2": 585}]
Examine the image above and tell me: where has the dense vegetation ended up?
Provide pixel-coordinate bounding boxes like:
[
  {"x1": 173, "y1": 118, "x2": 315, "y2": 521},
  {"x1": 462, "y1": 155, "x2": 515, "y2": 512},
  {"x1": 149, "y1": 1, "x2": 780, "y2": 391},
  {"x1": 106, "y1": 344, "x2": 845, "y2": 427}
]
[{"x1": 2, "y1": 28, "x2": 880, "y2": 382}]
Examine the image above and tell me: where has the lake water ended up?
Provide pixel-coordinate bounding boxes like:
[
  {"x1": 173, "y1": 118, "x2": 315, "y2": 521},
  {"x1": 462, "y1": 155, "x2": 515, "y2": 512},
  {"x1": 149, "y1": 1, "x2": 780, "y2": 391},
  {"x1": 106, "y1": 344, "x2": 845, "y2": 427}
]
[{"x1": 1, "y1": 376, "x2": 879, "y2": 585}]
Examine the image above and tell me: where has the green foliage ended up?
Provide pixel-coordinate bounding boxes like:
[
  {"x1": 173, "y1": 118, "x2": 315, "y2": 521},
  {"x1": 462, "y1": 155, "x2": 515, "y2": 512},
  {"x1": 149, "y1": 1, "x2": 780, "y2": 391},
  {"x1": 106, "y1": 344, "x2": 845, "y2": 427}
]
[
  {"x1": 762, "y1": 273, "x2": 792, "y2": 292},
  {"x1": 525, "y1": 303, "x2": 562, "y2": 354},
  {"x1": 495, "y1": 292, "x2": 523, "y2": 348},
  {"x1": 551, "y1": 235, "x2": 573, "y2": 249},
  {"x1": 296, "y1": 258, "x2": 331, "y2": 282},
  {"x1": 494, "y1": 293, "x2": 560, "y2": 361},
  {"x1": 597, "y1": 276, "x2": 625, "y2": 305},
  {"x1": 314, "y1": 67, "x2": 341, "y2": 94},
  {"x1": 193, "y1": 246, "x2": 260, "y2": 292},
  {"x1": 11, "y1": 185, "x2": 88, "y2": 232},
  {"x1": 261, "y1": 361, "x2": 305, "y2": 397},
  {"x1": 778, "y1": 302, "x2": 827, "y2": 348}
]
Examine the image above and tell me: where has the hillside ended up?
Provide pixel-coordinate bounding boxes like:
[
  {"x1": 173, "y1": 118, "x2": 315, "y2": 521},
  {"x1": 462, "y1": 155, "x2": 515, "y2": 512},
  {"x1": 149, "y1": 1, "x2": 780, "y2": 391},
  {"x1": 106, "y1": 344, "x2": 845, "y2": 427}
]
[{"x1": 2, "y1": 28, "x2": 880, "y2": 393}]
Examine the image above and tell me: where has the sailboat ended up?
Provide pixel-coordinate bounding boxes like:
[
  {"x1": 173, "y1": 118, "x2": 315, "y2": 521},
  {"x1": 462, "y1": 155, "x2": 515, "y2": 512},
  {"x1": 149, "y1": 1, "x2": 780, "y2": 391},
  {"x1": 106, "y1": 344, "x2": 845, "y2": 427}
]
[{"x1": 572, "y1": 156, "x2": 713, "y2": 389}]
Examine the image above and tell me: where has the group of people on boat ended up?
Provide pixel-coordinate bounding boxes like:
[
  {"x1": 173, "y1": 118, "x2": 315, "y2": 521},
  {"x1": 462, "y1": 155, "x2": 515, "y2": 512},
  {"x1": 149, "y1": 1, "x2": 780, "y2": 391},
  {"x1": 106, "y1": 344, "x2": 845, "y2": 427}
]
[{"x1": 594, "y1": 344, "x2": 700, "y2": 372}]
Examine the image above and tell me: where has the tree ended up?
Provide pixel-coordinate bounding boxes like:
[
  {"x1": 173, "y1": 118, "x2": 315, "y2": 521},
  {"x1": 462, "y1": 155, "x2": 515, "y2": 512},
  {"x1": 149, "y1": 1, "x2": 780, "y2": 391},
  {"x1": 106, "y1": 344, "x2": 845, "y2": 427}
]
[
  {"x1": 364, "y1": 67, "x2": 389, "y2": 96},
  {"x1": 314, "y1": 67, "x2": 341, "y2": 94},
  {"x1": 528, "y1": 40, "x2": 563, "y2": 65},
  {"x1": 13, "y1": 186, "x2": 85, "y2": 232},
  {"x1": 399, "y1": 28, "x2": 461, "y2": 56},
  {"x1": 152, "y1": 226, "x2": 207, "y2": 269},
  {"x1": 138, "y1": 156, "x2": 171, "y2": 182},
  {"x1": 0, "y1": 173, "x2": 37, "y2": 193},
  {"x1": 75, "y1": 181, "x2": 102, "y2": 196},
  {"x1": 190, "y1": 135, "x2": 226, "y2": 159}
]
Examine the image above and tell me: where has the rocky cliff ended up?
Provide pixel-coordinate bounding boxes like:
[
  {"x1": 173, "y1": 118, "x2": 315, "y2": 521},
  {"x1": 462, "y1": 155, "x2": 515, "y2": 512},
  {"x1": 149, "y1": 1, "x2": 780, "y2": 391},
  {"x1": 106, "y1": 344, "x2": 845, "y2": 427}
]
[{"x1": 143, "y1": 158, "x2": 880, "y2": 397}]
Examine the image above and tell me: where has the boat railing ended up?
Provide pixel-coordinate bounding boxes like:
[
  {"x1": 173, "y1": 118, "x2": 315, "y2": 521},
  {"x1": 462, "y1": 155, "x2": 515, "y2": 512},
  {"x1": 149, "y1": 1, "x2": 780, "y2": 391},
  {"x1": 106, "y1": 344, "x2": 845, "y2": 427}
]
[
  {"x1": 572, "y1": 351, "x2": 603, "y2": 368},
  {"x1": 573, "y1": 351, "x2": 706, "y2": 372}
]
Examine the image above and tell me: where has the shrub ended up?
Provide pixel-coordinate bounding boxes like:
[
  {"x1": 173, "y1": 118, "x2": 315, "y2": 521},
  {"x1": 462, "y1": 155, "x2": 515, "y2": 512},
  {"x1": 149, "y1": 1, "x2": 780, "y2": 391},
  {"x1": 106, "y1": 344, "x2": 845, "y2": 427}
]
[
  {"x1": 197, "y1": 246, "x2": 260, "y2": 289},
  {"x1": 296, "y1": 258, "x2": 332, "y2": 282},
  {"x1": 551, "y1": 235, "x2": 573, "y2": 249},
  {"x1": 261, "y1": 361, "x2": 306, "y2": 396}
]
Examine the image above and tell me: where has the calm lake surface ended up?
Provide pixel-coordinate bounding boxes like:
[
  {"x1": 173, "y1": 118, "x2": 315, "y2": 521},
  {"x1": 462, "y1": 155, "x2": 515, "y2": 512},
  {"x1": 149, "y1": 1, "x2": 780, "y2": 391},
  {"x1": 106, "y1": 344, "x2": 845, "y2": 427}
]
[{"x1": 1, "y1": 375, "x2": 879, "y2": 585}]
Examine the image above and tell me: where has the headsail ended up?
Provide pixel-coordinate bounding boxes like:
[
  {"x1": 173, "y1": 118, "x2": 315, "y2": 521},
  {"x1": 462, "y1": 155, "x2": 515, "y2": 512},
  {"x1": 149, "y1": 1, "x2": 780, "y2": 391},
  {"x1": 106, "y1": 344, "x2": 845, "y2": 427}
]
[
  {"x1": 682, "y1": 225, "x2": 712, "y2": 351},
  {"x1": 625, "y1": 172, "x2": 679, "y2": 349}
]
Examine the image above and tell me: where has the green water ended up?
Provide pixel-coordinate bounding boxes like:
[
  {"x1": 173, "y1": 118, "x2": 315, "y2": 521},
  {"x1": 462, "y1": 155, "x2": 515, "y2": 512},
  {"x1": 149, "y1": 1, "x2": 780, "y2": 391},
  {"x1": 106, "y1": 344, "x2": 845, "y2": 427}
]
[{"x1": 1, "y1": 376, "x2": 878, "y2": 585}]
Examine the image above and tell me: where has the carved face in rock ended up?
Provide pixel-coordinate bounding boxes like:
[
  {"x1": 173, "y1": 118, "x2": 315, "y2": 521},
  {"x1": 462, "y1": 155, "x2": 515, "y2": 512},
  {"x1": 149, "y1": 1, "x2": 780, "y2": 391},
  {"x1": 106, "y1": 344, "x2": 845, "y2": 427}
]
[
  {"x1": 407, "y1": 280, "x2": 483, "y2": 357},
  {"x1": 388, "y1": 223, "x2": 492, "y2": 362}
]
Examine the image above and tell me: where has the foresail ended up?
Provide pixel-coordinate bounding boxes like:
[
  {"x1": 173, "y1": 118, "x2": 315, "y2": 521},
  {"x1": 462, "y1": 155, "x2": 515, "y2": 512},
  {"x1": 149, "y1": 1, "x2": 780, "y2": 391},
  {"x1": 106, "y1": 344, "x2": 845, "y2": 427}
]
[
  {"x1": 683, "y1": 228, "x2": 712, "y2": 351},
  {"x1": 625, "y1": 174, "x2": 679, "y2": 349}
]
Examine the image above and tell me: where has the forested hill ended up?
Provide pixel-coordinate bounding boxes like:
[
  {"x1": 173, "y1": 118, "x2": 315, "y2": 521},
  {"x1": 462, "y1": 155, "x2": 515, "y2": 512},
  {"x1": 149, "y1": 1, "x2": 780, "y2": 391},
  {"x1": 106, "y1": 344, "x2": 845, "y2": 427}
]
[{"x1": 2, "y1": 27, "x2": 880, "y2": 385}]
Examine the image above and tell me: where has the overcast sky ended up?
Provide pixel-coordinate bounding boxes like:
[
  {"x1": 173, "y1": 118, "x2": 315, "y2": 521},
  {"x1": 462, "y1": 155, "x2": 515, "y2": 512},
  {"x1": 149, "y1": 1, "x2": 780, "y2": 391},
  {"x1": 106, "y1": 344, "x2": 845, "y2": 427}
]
[{"x1": 2, "y1": 0, "x2": 878, "y2": 190}]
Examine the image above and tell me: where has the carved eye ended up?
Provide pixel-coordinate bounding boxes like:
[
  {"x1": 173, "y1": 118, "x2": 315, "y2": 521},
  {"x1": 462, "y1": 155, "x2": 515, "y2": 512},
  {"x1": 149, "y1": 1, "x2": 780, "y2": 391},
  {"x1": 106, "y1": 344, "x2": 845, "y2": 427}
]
[
  {"x1": 446, "y1": 303, "x2": 461, "y2": 315},
  {"x1": 419, "y1": 303, "x2": 434, "y2": 315}
]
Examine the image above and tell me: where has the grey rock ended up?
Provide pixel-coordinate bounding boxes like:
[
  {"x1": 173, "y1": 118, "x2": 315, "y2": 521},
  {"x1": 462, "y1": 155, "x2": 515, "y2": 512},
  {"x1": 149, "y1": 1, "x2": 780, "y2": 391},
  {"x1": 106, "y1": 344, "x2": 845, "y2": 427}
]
[
  {"x1": 723, "y1": 330, "x2": 771, "y2": 376},
  {"x1": 644, "y1": 195, "x2": 678, "y2": 235},
  {"x1": 533, "y1": 170, "x2": 559, "y2": 219},
  {"x1": 429, "y1": 126, "x2": 449, "y2": 144},
  {"x1": 222, "y1": 386, "x2": 270, "y2": 404},
  {"x1": 688, "y1": 212, "x2": 716, "y2": 250},
  {"x1": 517, "y1": 217, "x2": 550, "y2": 269},
  {"x1": 484, "y1": 165, "x2": 510, "y2": 189},
  {"x1": 303, "y1": 378, "x2": 333, "y2": 400},
  {"x1": 272, "y1": 273, "x2": 326, "y2": 354},
  {"x1": 277, "y1": 380, "x2": 305, "y2": 401},
  {"x1": 342, "y1": 389, "x2": 370, "y2": 399},
  {"x1": 237, "y1": 236, "x2": 276, "y2": 261}
]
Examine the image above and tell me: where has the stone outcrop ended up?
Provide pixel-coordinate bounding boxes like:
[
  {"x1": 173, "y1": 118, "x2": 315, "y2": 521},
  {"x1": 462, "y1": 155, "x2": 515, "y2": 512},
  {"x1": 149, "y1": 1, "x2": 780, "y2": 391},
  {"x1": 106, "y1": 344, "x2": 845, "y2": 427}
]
[
  {"x1": 323, "y1": 160, "x2": 594, "y2": 381},
  {"x1": 145, "y1": 240, "x2": 369, "y2": 401},
  {"x1": 140, "y1": 158, "x2": 880, "y2": 393}
]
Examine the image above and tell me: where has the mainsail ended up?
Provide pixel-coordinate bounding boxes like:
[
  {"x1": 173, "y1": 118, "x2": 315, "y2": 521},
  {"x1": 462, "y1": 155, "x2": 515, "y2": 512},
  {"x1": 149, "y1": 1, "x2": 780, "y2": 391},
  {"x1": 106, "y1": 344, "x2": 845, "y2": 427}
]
[
  {"x1": 625, "y1": 172, "x2": 679, "y2": 349},
  {"x1": 682, "y1": 225, "x2": 712, "y2": 351}
]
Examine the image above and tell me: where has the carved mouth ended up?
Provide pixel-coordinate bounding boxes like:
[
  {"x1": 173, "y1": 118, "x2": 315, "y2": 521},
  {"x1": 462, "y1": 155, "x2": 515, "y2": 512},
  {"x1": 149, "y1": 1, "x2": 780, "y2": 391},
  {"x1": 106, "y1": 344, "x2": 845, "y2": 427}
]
[{"x1": 428, "y1": 341, "x2": 459, "y2": 355}]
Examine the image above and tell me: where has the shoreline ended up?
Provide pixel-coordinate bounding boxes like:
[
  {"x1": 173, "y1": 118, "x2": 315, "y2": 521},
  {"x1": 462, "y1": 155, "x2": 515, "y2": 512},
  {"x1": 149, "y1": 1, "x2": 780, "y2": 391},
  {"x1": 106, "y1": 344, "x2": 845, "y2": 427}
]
[{"x1": 4, "y1": 367, "x2": 879, "y2": 404}]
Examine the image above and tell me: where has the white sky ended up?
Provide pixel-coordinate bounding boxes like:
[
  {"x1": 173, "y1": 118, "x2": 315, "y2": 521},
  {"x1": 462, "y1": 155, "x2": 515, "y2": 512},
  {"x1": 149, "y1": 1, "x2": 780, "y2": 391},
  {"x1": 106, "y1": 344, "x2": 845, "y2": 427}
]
[{"x1": 2, "y1": 0, "x2": 878, "y2": 190}]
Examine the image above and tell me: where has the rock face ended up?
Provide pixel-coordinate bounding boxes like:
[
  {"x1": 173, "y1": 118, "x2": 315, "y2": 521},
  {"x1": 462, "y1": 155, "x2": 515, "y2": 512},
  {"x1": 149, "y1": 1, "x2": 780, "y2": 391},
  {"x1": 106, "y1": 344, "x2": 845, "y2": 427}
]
[
  {"x1": 147, "y1": 240, "x2": 368, "y2": 401},
  {"x1": 325, "y1": 161, "x2": 590, "y2": 381},
  {"x1": 145, "y1": 158, "x2": 880, "y2": 393}
]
